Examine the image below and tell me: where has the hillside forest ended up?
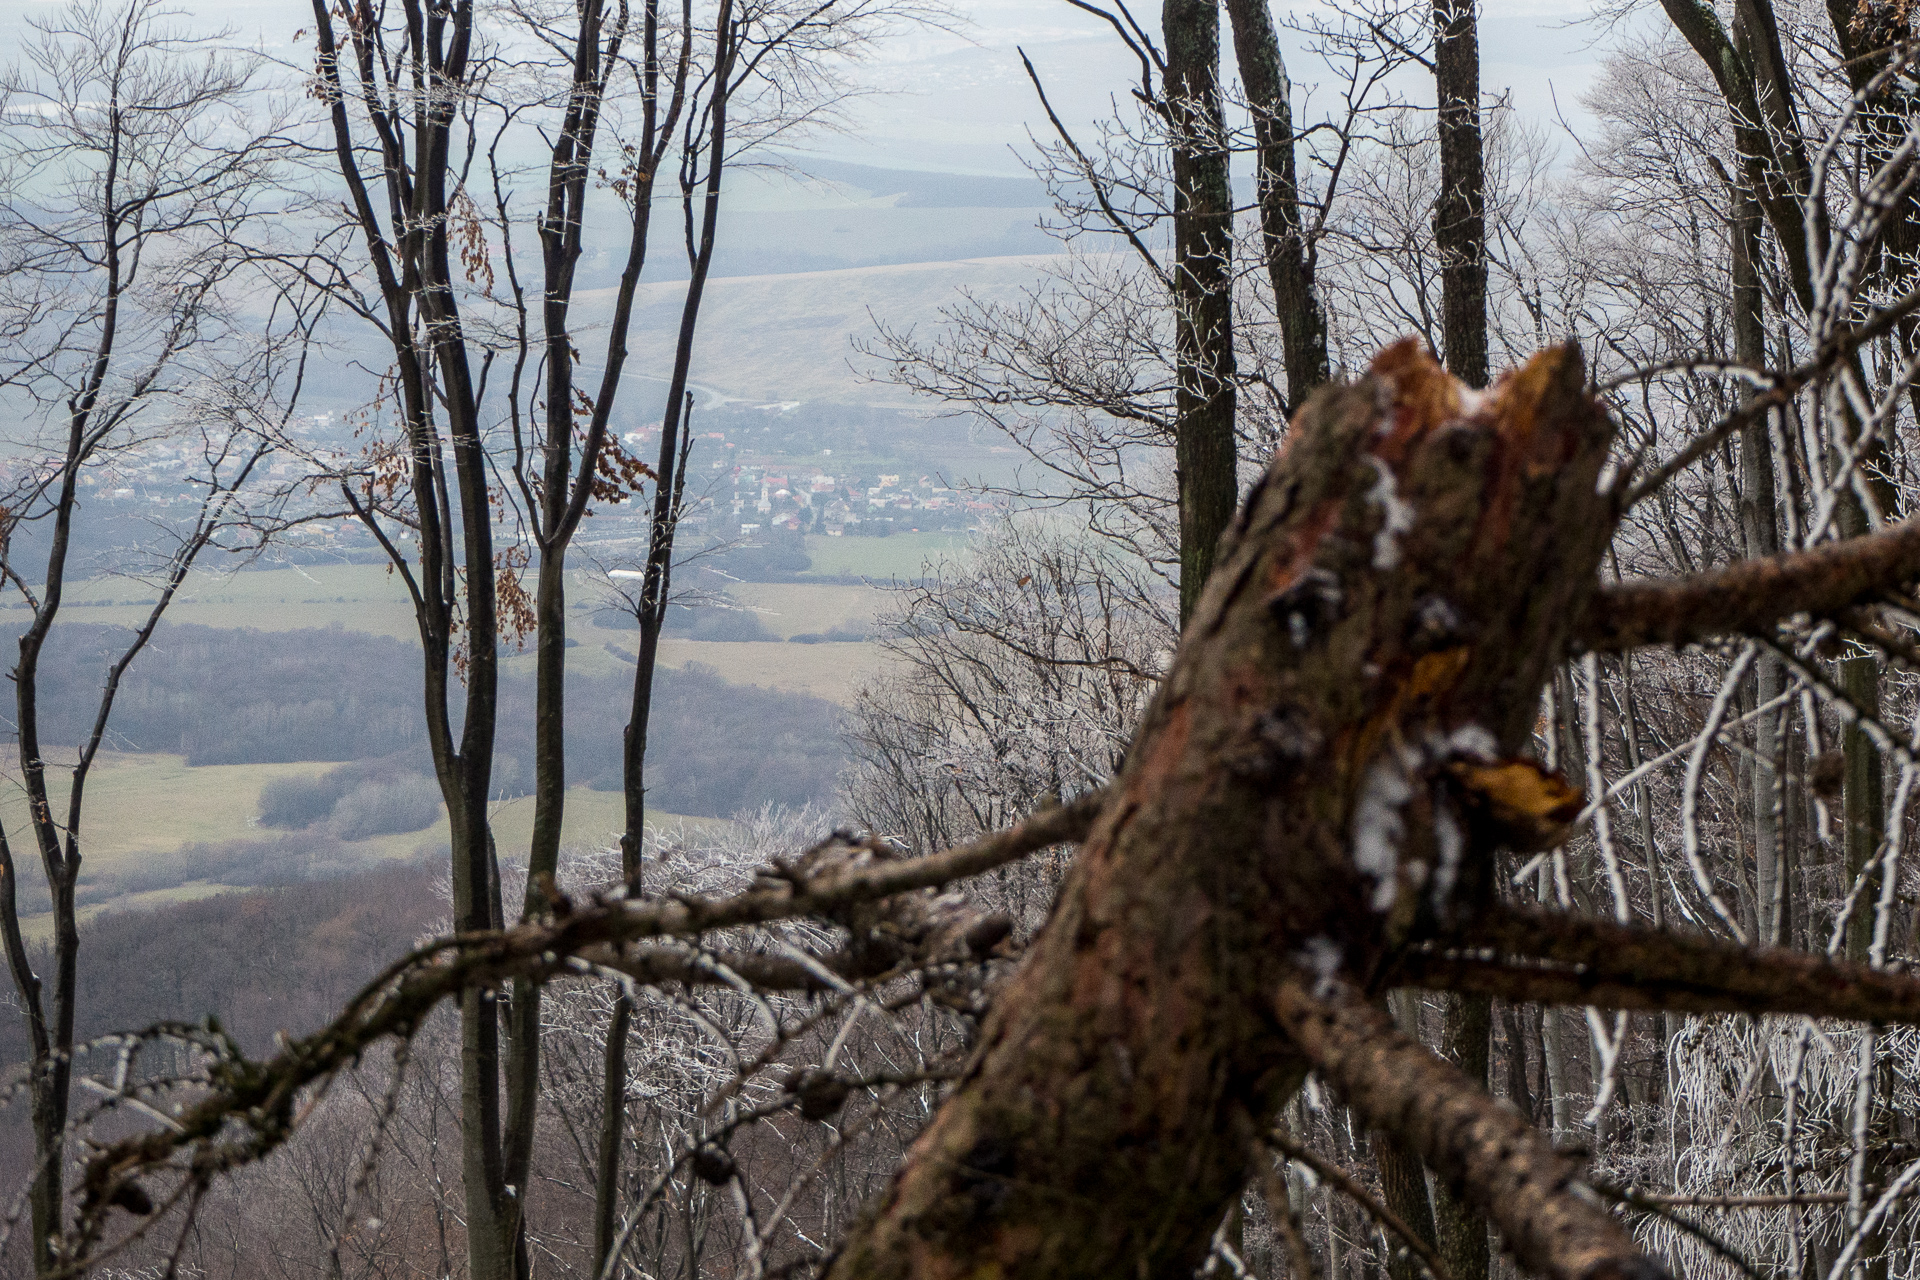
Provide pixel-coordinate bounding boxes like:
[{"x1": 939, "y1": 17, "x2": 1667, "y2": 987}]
[{"x1": 16, "y1": 0, "x2": 1920, "y2": 1279}]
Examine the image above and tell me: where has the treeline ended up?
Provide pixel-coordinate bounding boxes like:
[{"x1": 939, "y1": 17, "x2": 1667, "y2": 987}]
[
  {"x1": 515, "y1": 656, "x2": 841, "y2": 815},
  {"x1": 29, "y1": 622, "x2": 845, "y2": 816},
  {"x1": 0, "y1": 858, "x2": 445, "y2": 1070}
]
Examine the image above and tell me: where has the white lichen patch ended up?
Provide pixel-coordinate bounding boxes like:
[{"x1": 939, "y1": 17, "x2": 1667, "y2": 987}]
[
  {"x1": 1351, "y1": 753, "x2": 1413, "y2": 911},
  {"x1": 1431, "y1": 801, "x2": 1465, "y2": 908},
  {"x1": 1441, "y1": 723, "x2": 1497, "y2": 763},
  {"x1": 1364, "y1": 457, "x2": 1415, "y2": 569},
  {"x1": 1296, "y1": 935, "x2": 1344, "y2": 998}
]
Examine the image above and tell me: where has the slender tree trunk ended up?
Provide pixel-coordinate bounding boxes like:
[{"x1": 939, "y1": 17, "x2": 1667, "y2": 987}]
[
  {"x1": 1428, "y1": 20, "x2": 1494, "y2": 1263},
  {"x1": 1432, "y1": 0, "x2": 1487, "y2": 389},
  {"x1": 1501, "y1": 1004, "x2": 1536, "y2": 1120},
  {"x1": 1843, "y1": 655, "x2": 1885, "y2": 961},
  {"x1": 1434, "y1": 994, "x2": 1493, "y2": 1280},
  {"x1": 1164, "y1": 0, "x2": 1238, "y2": 627},
  {"x1": 1731, "y1": 169, "x2": 1785, "y2": 946},
  {"x1": 602, "y1": 20, "x2": 735, "y2": 1251},
  {"x1": 1538, "y1": 865, "x2": 1574, "y2": 1141},
  {"x1": 1619, "y1": 651, "x2": 1680, "y2": 1070},
  {"x1": 593, "y1": 994, "x2": 633, "y2": 1274},
  {"x1": 1224, "y1": 0, "x2": 1328, "y2": 411},
  {"x1": 1377, "y1": 996, "x2": 1438, "y2": 1280}
]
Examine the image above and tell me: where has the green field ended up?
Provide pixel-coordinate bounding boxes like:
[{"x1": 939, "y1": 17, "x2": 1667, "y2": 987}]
[
  {"x1": 800, "y1": 531, "x2": 969, "y2": 580},
  {"x1": 26, "y1": 560, "x2": 904, "y2": 702},
  {"x1": 0, "y1": 551, "x2": 929, "y2": 924}
]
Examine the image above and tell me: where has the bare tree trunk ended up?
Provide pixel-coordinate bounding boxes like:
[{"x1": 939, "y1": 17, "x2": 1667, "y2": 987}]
[
  {"x1": 1434, "y1": 994, "x2": 1493, "y2": 1280},
  {"x1": 1731, "y1": 167, "x2": 1785, "y2": 946},
  {"x1": 1428, "y1": 21, "x2": 1494, "y2": 1261},
  {"x1": 1224, "y1": 0, "x2": 1328, "y2": 410},
  {"x1": 1164, "y1": 0, "x2": 1238, "y2": 627},
  {"x1": 1843, "y1": 655, "x2": 1885, "y2": 961},
  {"x1": 1537, "y1": 864, "x2": 1574, "y2": 1141},
  {"x1": 593, "y1": 994, "x2": 633, "y2": 1274},
  {"x1": 1377, "y1": 996, "x2": 1439, "y2": 1280},
  {"x1": 1432, "y1": 0, "x2": 1487, "y2": 389},
  {"x1": 601, "y1": 14, "x2": 735, "y2": 1253}
]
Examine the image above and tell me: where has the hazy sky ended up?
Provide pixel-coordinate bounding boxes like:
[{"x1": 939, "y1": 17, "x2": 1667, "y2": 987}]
[
  {"x1": 828, "y1": 0, "x2": 1635, "y2": 174},
  {"x1": 2, "y1": 0, "x2": 1640, "y2": 178}
]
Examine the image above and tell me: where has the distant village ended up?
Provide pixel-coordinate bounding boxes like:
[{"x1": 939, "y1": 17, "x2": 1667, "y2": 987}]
[
  {"x1": 46, "y1": 407, "x2": 1003, "y2": 569},
  {"x1": 622, "y1": 420, "x2": 999, "y2": 539}
]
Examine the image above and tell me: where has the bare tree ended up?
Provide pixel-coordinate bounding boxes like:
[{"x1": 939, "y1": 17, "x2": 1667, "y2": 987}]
[
  {"x1": 285, "y1": 0, "x2": 941, "y2": 1274},
  {"x1": 0, "y1": 4, "x2": 309, "y2": 1271}
]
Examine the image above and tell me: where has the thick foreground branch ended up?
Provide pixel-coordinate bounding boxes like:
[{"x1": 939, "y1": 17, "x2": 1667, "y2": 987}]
[
  {"x1": 1580, "y1": 517, "x2": 1920, "y2": 652},
  {"x1": 1274, "y1": 981, "x2": 1664, "y2": 1280},
  {"x1": 63, "y1": 796, "x2": 1101, "y2": 1259},
  {"x1": 1399, "y1": 905, "x2": 1920, "y2": 1023}
]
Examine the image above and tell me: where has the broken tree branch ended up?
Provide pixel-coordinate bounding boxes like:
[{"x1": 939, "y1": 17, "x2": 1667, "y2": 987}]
[
  {"x1": 1398, "y1": 905, "x2": 1920, "y2": 1024},
  {"x1": 1274, "y1": 980, "x2": 1664, "y2": 1280},
  {"x1": 1579, "y1": 518, "x2": 1920, "y2": 652}
]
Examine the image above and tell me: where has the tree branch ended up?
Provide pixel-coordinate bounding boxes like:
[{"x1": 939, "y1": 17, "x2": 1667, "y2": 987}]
[
  {"x1": 1273, "y1": 979, "x2": 1666, "y2": 1280},
  {"x1": 62, "y1": 795, "x2": 1101, "y2": 1257},
  {"x1": 1397, "y1": 904, "x2": 1920, "y2": 1024},
  {"x1": 1578, "y1": 517, "x2": 1920, "y2": 652}
]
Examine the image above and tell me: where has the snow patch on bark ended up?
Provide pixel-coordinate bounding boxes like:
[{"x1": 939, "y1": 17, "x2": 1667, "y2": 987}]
[
  {"x1": 1365, "y1": 457, "x2": 1415, "y2": 569},
  {"x1": 1352, "y1": 754, "x2": 1413, "y2": 910},
  {"x1": 1442, "y1": 723, "x2": 1497, "y2": 762},
  {"x1": 1431, "y1": 801, "x2": 1465, "y2": 907},
  {"x1": 1297, "y1": 935, "x2": 1344, "y2": 998}
]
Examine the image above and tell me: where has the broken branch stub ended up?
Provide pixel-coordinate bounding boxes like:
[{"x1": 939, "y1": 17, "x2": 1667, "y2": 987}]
[{"x1": 826, "y1": 342, "x2": 1625, "y2": 1280}]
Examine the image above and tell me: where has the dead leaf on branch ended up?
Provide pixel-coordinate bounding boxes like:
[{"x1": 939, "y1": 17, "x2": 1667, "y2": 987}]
[{"x1": 1444, "y1": 758, "x2": 1584, "y2": 852}]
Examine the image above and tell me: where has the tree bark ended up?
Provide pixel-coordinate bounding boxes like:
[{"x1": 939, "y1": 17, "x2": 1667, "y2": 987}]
[
  {"x1": 1377, "y1": 1000, "x2": 1439, "y2": 1280},
  {"x1": 1433, "y1": 994, "x2": 1493, "y2": 1280},
  {"x1": 1225, "y1": 0, "x2": 1329, "y2": 411},
  {"x1": 1432, "y1": 0, "x2": 1487, "y2": 389},
  {"x1": 1428, "y1": 21, "x2": 1494, "y2": 1259},
  {"x1": 1843, "y1": 654, "x2": 1886, "y2": 961},
  {"x1": 825, "y1": 342, "x2": 1620, "y2": 1280},
  {"x1": 1165, "y1": 0, "x2": 1239, "y2": 627},
  {"x1": 593, "y1": 993, "x2": 633, "y2": 1275},
  {"x1": 1731, "y1": 166, "x2": 1785, "y2": 946}
]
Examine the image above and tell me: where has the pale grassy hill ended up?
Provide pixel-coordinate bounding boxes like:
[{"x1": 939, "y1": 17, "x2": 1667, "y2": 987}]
[
  {"x1": 8, "y1": 535, "x2": 978, "y2": 703},
  {"x1": 581, "y1": 254, "x2": 1066, "y2": 405},
  {"x1": 0, "y1": 751, "x2": 719, "y2": 932}
]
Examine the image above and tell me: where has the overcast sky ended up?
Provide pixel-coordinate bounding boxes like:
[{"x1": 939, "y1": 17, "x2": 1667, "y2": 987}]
[
  {"x1": 824, "y1": 0, "x2": 1639, "y2": 174},
  {"x1": 2, "y1": 0, "x2": 1645, "y2": 178}
]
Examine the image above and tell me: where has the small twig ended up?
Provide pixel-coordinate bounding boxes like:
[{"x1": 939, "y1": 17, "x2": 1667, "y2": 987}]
[
  {"x1": 1266, "y1": 1129, "x2": 1454, "y2": 1280},
  {"x1": 1601, "y1": 1187, "x2": 1920, "y2": 1209},
  {"x1": 1592, "y1": 1183, "x2": 1761, "y2": 1280}
]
